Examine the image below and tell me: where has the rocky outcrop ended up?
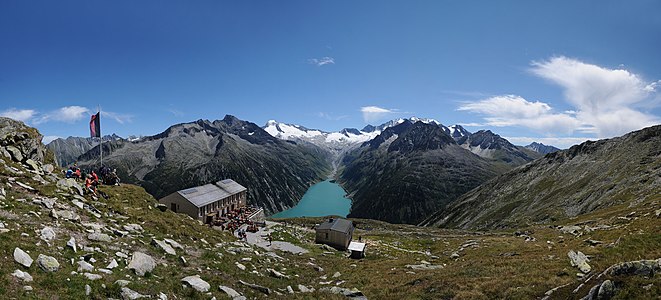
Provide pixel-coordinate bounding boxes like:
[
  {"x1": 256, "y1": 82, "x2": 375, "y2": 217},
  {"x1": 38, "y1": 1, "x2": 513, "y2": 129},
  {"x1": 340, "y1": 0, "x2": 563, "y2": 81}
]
[{"x1": 0, "y1": 117, "x2": 49, "y2": 164}]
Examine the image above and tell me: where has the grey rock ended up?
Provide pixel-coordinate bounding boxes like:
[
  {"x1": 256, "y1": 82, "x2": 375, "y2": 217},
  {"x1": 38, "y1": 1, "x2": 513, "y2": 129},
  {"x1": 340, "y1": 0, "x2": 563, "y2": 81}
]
[
  {"x1": 85, "y1": 284, "x2": 91, "y2": 296},
  {"x1": 239, "y1": 280, "x2": 271, "y2": 295},
  {"x1": 37, "y1": 254, "x2": 60, "y2": 272},
  {"x1": 152, "y1": 238, "x2": 176, "y2": 255},
  {"x1": 24, "y1": 159, "x2": 41, "y2": 173},
  {"x1": 450, "y1": 252, "x2": 460, "y2": 259},
  {"x1": 181, "y1": 275, "x2": 211, "y2": 292},
  {"x1": 114, "y1": 280, "x2": 131, "y2": 287},
  {"x1": 597, "y1": 280, "x2": 615, "y2": 300},
  {"x1": 50, "y1": 209, "x2": 80, "y2": 221},
  {"x1": 11, "y1": 269, "x2": 33, "y2": 282},
  {"x1": 14, "y1": 247, "x2": 33, "y2": 268},
  {"x1": 41, "y1": 198, "x2": 55, "y2": 209},
  {"x1": 287, "y1": 285, "x2": 294, "y2": 294},
  {"x1": 219, "y1": 285, "x2": 245, "y2": 299},
  {"x1": 568, "y1": 250, "x2": 591, "y2": 273},
  {"x1": 164, "y1": 238, "x2": 183, "y2": 249},
  {"x1": 298, "y1": 284, "x2": 314, "y2": 293},
  {"x1": 267, "y1": 268, "x2": 289, "y2": 279},
  {"x1": 123, "y1": 224, "x2": 144, "y2": 233},
  {"x1": 42, "y1": 164, "x2": 54, "y2": 174},
  {"x1": 6, "y1": 146, "x2": 24, "y2": 162},
  {"x1": 321, "y1": 286, "x2": 367, "y2": 299},
  {"x1": 88, "y1": 232, "x2": 112, "y2": 243},
  {"x1": 121, "y1": 287, "x2": 148, "y2": 300},
  {"x1": 77, "y1": 260, "x2": 94, "y2": 272},
  {"x1": 84, "y1": 273, "x2": 102, "y2": 280},
  {"x1": 128, "y1": 251, "x2": 156, "y2": 276},
  {"x1": 40, "y1": 226, "x2": 56, "y2": 242},
  {"x1": 235, "y1": 262, "x2": 246, "y2": 271},
  {"x1": 67, "y1": 237, "x2": 77, "y2": 252},
  {"x1": 107, "y1": 259, "x2": 119, "y2": 269},
  {"x1": 56, "y1": 178, "x2": 84, "y2": 196},
  {"x1": 158, "y1": 292, "x2": 168, "y2": 300},
  {"x1": 23, "y1": 285, "x2": 33, "y2": 291},
  {"x1": 406, "y1": 264, "x2": 443, "y2": 270},
  {"x1": 608, "y1": 259, "x2": 660, "y2": 277},
  {"x1": 16, "y1": 181, "x2": 35, "y2": 191},
  {"x1": 333, "y1": 271, "x2": 342, "y2": 278}
]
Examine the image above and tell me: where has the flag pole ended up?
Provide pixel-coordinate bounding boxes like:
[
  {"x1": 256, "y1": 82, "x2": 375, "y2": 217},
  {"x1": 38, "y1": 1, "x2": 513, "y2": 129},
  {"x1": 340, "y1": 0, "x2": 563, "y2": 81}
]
[{"x1": 98, "y1": 105, "x2": 102, "y2": 170}]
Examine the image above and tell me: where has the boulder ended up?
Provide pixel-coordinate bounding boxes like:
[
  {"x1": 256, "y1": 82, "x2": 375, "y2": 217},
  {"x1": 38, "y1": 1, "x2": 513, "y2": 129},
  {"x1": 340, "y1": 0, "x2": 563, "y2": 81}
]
[
  {"x1": 50, "y1": 209, "x2": 80, "y2": 221},
  {"x1": 41, "y1": 198, "x2": 55, "y2": 209},
  {"x1": 121, "y1": 287, "x2": 148, "y2": 300},
  {"x1": 67, "y1": 237, "x2": 77, "y2": 252},
  {"x1": 42, "y1": 164, "x2": 54, "y2": 174},
  {"x1": 24, "y1": 159, "x2": 41, "y2": 173},
  {"x1": 568, "y1": 250, "x2": 592, "y2": 273},
  {"x1": 128, "y1": 252, "x2": 156, "y2": 276},
  {"x1": 152, "y1": 239, "x2": 176, "y2": 255},
  {"x1": 298, "y1": 284, "x2": 314, "y2": 293},
  {"x1": 239, "y1": 280, "x2": 271, "y2": 295},
  {"x1": 156, "y1": 203, "x2": 167, "y2": 212},
  {"x1": 11, "y1": 269, "x2": 33, "y2": 282},
  {"x1": 14, "y1": 247, "x2": 33, "y2": 268},
  {"x1": 608, "y1": 259, "x2": 660, "y2": 277},
  {"x1": 597, "y1": 280, "x2": 615, "y2": 299},
  {"x1": 84, "y1": 273, "x2": 102, "y2": 280},
  {"x1": 181, "y1": 275, "x2": 211, "y2": 292},
  {"x1": 114, "y1": 280, "x2": 131, "y2": 287},
  {"x1": 88, "y1": 232, "x2": 112, "y2": 243},
  {"x1": 164, "y1": 238, "x2": 183, "y2": 249},
  {"x1": 56, "y1": 178, "x2": 84, "y2": 196},
  {"x1": 77, "y1": 260, "x2": 94, "y2": 272},
  {"x1": 107, "y1": 259, "x2": 119, "y2": 269},
  {"x1": 37, "y1": 254, "x2": 60, "y2": 272},
  {"x1": 40, "y1": 226, "x2": 56, "y2": 242},
  {"x1": 123, "y1": 224, "x2": 144, "y2": 233},
  {"x1": 6, "y1": 146, "x2": 24, "y2": 162},
  {"x1": 219, "y1": 286, "x2": 245, "y2": 300},
  {"x1": 267, "y1": 268, "x2": 289, "y2": 279},
  {"x1": 321, "y1": 286, "x2": 367, "y2": 300}
]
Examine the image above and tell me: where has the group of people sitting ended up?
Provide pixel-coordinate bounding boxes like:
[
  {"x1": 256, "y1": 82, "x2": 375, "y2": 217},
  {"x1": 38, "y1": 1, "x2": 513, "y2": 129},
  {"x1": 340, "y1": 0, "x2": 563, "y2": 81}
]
[{"x1": 63, "y1": 163, "x2": 120, "y2": 199}]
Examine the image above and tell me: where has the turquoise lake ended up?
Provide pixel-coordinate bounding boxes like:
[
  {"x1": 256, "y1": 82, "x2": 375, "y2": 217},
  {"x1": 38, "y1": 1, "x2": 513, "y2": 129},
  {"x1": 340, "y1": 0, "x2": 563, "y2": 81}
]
[{"x1": 271, "y1": 180, "x2": 351, "y2": 218}]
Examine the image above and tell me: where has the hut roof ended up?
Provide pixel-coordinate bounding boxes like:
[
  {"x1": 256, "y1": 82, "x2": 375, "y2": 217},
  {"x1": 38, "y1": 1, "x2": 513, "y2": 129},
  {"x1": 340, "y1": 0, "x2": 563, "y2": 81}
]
[
  {"x1": 175, "y1": 179, "x2": 246, "y2": 208},
  {"x1": 316, "y1": 218, "x2": 353, "y2": 233}
]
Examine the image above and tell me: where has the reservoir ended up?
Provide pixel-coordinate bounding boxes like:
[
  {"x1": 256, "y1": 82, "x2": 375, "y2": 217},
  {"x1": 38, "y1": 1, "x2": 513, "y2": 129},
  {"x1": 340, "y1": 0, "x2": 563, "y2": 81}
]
[{"x1": 271, "y1": 180, "x2": 351, "y2": 218}]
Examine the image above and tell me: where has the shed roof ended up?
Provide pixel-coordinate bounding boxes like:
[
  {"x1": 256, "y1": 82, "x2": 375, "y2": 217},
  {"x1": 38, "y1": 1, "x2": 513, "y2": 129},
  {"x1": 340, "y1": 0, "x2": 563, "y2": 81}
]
[
  {"x1": 174, "y1": 179, "x2": 246, "y2": 208},
  {"x1": 316, "y1": 218, "x2": 353, "y2": 234},
  {"x1": 348, "y1": 242, "x2": 366, "y2": 252}
]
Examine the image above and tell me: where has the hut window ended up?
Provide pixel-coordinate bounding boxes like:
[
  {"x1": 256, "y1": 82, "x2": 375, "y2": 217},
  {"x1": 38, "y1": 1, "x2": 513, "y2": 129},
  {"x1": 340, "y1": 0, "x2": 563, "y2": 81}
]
[{"x1": 325, "y1": 233, "x2": 329, "y2": 239}]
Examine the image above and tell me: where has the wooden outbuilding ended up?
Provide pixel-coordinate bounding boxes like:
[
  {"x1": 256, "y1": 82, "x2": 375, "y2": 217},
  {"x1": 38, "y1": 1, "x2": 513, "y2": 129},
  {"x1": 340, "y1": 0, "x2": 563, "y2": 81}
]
[
  {"x1": 158, "y1": 179, "x2": 247, "y2": 221},
  {"x1": 315, "y1": 218, "x2": 354, "y2": 250}
]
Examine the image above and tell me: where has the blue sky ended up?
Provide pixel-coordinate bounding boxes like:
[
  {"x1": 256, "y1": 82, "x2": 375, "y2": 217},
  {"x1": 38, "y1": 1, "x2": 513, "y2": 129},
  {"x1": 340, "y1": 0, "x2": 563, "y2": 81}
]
[{"x1": 1, "y1": 1, "x2": 660, "y2": 148}]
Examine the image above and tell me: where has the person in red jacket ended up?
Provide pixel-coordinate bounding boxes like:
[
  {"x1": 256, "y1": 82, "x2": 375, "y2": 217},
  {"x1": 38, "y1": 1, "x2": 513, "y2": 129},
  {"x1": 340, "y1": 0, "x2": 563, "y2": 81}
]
[
  {"x1": 91, "y1": 171, "x2": 99, "y2": 186},
  {"x1": 85, "y1": 175, "x2": 97, "y2": 197}
]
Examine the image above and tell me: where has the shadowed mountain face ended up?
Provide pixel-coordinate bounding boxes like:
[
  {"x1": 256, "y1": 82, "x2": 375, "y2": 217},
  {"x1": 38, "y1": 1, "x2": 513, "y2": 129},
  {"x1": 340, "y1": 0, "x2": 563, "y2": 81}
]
[
  {"x1": 421, "y1": 125, "x2": 661, "y2": 230},
  {"x1": 339, "y1": 121, "x2": 504, "y2": 225},
  {"x1": 46, "y1": 134, "x2": 123, "y2": 167},
  {"x1": 76, "y1": 115, "x2": 332, "y2": 214},
  {"x1": 456, "y1": 130, "x2": 541, "y2": 165}
]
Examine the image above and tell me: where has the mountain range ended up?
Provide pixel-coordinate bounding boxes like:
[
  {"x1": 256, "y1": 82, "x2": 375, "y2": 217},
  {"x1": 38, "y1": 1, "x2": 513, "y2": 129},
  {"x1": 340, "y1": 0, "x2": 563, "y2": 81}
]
[{"x1": 48, "y1": 115, "x2": 560, "y2": 224}]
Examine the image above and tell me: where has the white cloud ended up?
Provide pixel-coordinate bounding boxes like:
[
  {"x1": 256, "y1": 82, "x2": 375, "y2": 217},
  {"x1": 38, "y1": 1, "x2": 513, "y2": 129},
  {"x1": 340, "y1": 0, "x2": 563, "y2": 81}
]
[
  {"x1": 530, "y1": 56, "x2": 659, "y2": 137},
  {"x1": 307, "y1": 57, "x2": 335, "y2": 66},
  {"x1": 317, "y1": 112, "x2": 348, "y2": 121},
  {"x1": 458, "y1": 57, "x2": 660, "y2": 139},
  {"x1": 458, "y1": 95, "x2": 581, "y2": 135},
  {"x1": 503, "y1": 136, "x2": 591, "y2": 149},
  {"x1": 360, "y1": 106, "x2": 400, "y2": 123},
  {"x1": 0, "y1": 108, "x2": 36, "y2": 122},
  {"x1": 102, "y1": 111, "x2": 132, "y2": 124},
  {"x1": 33, "y1": 105, "x2": 91, "y2": 124}
]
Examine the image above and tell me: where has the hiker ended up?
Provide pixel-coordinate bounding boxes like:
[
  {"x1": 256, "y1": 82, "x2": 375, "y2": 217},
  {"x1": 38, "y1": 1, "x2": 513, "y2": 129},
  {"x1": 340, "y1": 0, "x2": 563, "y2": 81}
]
[
  {"x1": 358, "y1": 236, "x2": 362, "y2": 242},
  {"x1": 74, "y1": 168, "x2": 82, "y2": 180},
  {"x1": 91, "y1": 171, "x2": 99, "y2": 185},
  {"x1": 65, "y1": 169, "x2": 73, "y2": 178},
  {"x1": 85, "y1": 175, "x2": 97, "y2": 197},
  {"x1": 268, "y1": 234, "x2": 272, "y2": 246}
]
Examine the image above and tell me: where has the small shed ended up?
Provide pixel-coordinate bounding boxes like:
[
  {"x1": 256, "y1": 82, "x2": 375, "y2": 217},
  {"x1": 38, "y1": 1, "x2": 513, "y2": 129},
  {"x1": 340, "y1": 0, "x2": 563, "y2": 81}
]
[
  {"x1": 315, "y1": 218, "x2": 354, "y2": 250},
  {"x1": 348, "y1": 241, "x2": 366, "y2": 259}
]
